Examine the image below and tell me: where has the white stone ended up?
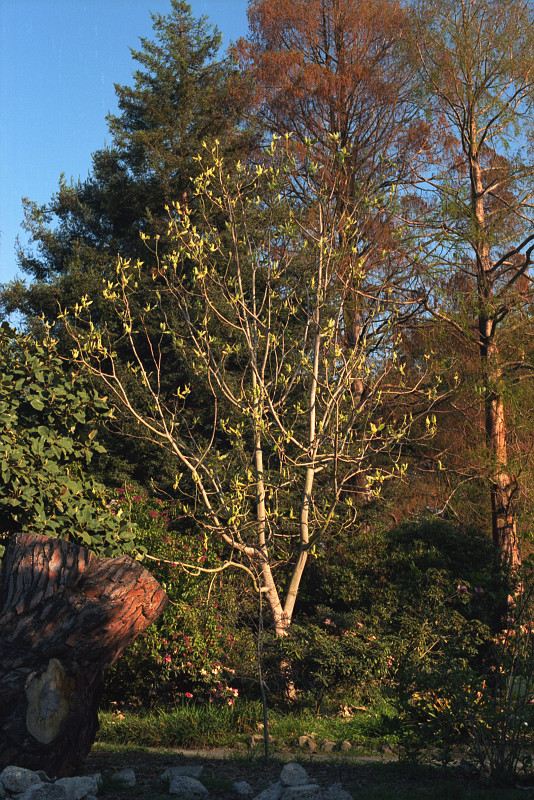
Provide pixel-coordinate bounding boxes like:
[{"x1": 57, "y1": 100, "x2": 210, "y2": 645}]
[
  {"x1": 0, "y1": 766, "x2": 42, "y2": 794},
  {"x1": 233, "y1": 780, "x2": 253, "y2": 797},
  {"x1": 252, "y1": 780, "x2": 283, "y2": 800},
  {"x1": 54, "y1": 774, "x2": 101, "y2": 800},
  {"x1": 280, "y1": 764, "x2": 311, "y2": 787},
  {"x1": 323, "y1": 783, "x2": 353, "y2": 800},
  {"x1": 281, "y1": 786, "x2": 323, "y2": 800},
  {"x1": 168, "y1": 775, "x2": 208, "y2": 798},
  {"x1": 18, "y1": 785, "x2": 67, "y2": 800},
  {"x1": 162, "y1": 766, "x2": 204, "y2": 780},
  {"x1": 110, "y1": 769, "x2": 136, "y2": 788}
]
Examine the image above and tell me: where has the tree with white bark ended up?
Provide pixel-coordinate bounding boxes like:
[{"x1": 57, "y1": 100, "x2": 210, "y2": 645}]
[{"x1": 62, "y1": 137, "x2": 435, "y2": 634}]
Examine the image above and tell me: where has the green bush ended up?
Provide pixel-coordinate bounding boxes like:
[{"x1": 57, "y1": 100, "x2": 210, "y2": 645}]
[
  {"x1": 0, "y1": 323, "x2": 134, "y2": 555},
  {"x1": 274, "y1": 519, "x2": 512, "y2": 709},
  {"x1": 103, "y1": 487, "x2": 256, "y2": 707},
  {"x1": 400, "y1": 571, "x2": 534, "y2": 783},
  {"x1": 106, "y1": 514, "x2": 513, "y2": 717}
]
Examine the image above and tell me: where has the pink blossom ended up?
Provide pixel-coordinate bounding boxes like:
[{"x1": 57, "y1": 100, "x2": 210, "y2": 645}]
[
  {"x1": 163, "y1": 655, "x2": 172, "y2": 664},
  {"x1": 227, "y1": 698, "x2": 234, "y2": 706},
  {"x1": 185, "y1": 692, "x2": 193, "y2": 699}
]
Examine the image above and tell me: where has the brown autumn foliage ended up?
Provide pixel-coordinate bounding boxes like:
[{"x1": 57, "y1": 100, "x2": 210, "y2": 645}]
[{"x1": 235, "y1": 0, "x2": 432, "y2": 505}]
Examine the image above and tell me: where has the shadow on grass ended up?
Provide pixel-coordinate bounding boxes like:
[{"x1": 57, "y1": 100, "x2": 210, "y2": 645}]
[{"x1": 84, "y1": 742, "x2": 531, "y2": 799}]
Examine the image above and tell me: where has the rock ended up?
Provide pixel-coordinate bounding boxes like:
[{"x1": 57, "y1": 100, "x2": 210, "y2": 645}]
[
  {"x1": 18, "y1": 785, "x2": 67, "y2": 800},
  {"x1": 0, "y1": 760, "x2": 353, "y2": 800},
  {"x1": 168, "y1": 775, "x2": 209, "y2": 798},
  {"x1": 323, "y1": 782, "x2": 353, "y2": 800},
  {"x1": 233, "y1": 780, "x2": 253, "y2": 797},
  {"x1": 282, "y1": 786, "x2": 323, "y2": 800},
  {"x1": 321, "y1": 741, "x2": 336, "y2": 753},
  {"x1": 252, "y1": 781, "x2": 283, "y2": 800},
  {"x1": 0, "y1": 766, "x2": 42, "y2": 794},
  {"x1": 280, "y1": 764, "x2": 311, "y2": 787},
  {"x1": 293, "y1": 736, "x2": 317, "y2": 752},
  {"x1": 54, "y1": 775, "x2": 101, "y2": 800},
  {"x1": 110, "y1": 769, "x2": 136, "y2": 788},
  {"x1": 339, "y1": 741, "x2": 352, "y2": 752},
  {"x1": 162, "y1": 766, "x2": 204, "y2": 780}
]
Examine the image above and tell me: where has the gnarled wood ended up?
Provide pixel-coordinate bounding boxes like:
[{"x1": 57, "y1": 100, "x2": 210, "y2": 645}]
[{"x1": 0, "y1": 532, "x2": 168, "y2": 776}]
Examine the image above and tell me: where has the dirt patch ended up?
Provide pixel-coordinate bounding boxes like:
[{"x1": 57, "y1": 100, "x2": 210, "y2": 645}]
[{"x1": 82, "y1": 744, "x2": 471, "y2": 799}]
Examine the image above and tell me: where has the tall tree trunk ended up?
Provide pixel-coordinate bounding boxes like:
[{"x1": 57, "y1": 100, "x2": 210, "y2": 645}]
[
  {"x1": 471, "y1": 142, "x2": 521, "y2": 572},
  {"x1": 0, "y1": 532, "x2": 167, "y2": 777},
  {"x1": 487, "y1": 393, "x2": 521, "y2": 570}
]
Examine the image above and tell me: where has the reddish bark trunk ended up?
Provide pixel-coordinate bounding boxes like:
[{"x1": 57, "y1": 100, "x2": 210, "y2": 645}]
[{"x1": 0, "y1": 532, "x2": 167, "y2": 777}]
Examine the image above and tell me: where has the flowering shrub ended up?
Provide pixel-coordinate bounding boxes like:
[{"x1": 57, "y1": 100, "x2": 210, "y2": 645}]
[
  {"x1": 403, "y1": 578, "x2": 534, "y2": 782},
  {"x1": 275, "y1": 519, "x2": 512, "y2": 710},
  {"x1": 103, "y1": 487, "x2": 253, "y2": 707},
  {"x1": 264, "y1": 609, "x2": 396, "y2": 710}
]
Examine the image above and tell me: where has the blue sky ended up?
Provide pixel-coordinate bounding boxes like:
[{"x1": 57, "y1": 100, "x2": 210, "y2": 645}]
[{"x1": 0, "y1": 0, "x2": 249, "y2": 284}]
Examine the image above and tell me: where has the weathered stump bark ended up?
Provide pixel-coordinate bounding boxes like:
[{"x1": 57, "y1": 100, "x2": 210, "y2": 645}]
[{"x1": 0, "y1": 532, "x2": 168, "y2": 776}]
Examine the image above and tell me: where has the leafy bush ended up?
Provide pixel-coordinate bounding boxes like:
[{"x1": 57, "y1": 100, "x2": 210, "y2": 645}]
[
  {"x1": 264, "y1": 612, "x2": 395, "y2": 710},
  {"x1": 402, "y1": 574, "x2": 534, "y2": 783},
  {"x1": 0, "y1": 323, "x2": 135, "y2": 555},
  {"x1": 275, "y1": 519, "x2": 511, "y2": 709},
  {"x1": 103, "y1": 488, "x2": 255, "y2": 707}
]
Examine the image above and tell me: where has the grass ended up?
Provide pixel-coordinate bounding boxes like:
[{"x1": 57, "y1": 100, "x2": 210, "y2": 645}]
[
  {"x1": 95, "y1": 700, "x2": 534, "y2": 798},
  {"x1": 97, "y1": 698, "x2": 401, "y2": 750}
]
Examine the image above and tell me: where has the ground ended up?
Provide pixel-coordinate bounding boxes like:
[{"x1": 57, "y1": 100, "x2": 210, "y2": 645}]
[{"x1": 82, "y1": 743, "x2": 525, "y2": 799}]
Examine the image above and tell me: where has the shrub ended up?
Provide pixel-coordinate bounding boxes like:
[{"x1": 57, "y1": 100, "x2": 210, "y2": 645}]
[
  {"x1": 0, "y1": 324, "x2": 135, "y2": 555},
  {"x1": 277, "y1": 519, "x2": 511, "y2": 709},
  {"x1": 103, "y1": 487, "x2": 255, "y2": 707},
  {"x1": 402, "y1": 573, "x2": 534, "y2": 783}
]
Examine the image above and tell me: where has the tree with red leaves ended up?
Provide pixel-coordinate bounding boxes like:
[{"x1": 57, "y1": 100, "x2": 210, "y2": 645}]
[{"x1": 236, "y1": 0, "x2": 429, "y2": 499}]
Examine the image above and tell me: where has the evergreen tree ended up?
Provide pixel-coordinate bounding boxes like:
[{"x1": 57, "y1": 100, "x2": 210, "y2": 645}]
[{"x1": 2, "y1": 0, "x2": 250, "y2": 488}]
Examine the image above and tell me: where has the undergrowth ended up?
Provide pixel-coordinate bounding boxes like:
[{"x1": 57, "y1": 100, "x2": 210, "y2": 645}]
[{"x1": 97, "y1": 699, "x2": 400, "y2": 750}]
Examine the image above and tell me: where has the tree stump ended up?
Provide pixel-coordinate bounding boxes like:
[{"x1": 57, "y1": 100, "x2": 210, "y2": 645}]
[{"x1": 0, "y1": 532, "x2": 168, "y2": 776}]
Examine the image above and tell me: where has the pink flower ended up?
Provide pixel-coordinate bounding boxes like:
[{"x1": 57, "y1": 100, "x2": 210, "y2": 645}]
[
  {"x1": 227, "y1": 698, "x2": 234, "y2": 706},
  {"x1": 163, "y1": 655, "x2": 172, "y2": 664},
  {"x1": 185, "y1": 692, "x2": 193, "y2": 699}
]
